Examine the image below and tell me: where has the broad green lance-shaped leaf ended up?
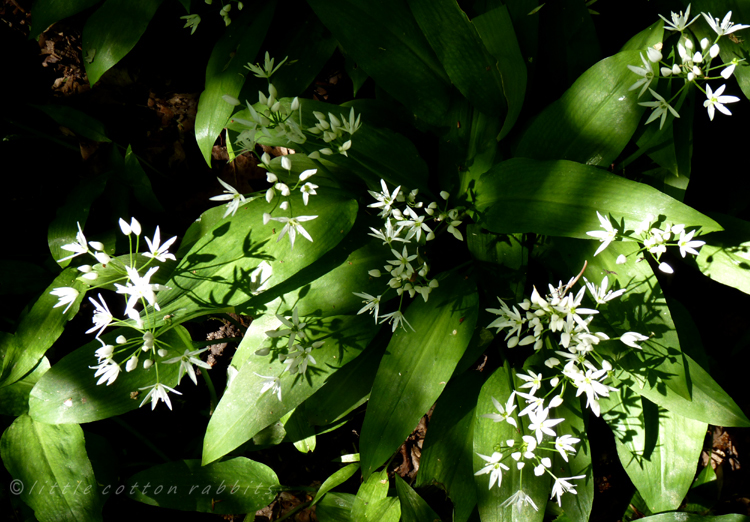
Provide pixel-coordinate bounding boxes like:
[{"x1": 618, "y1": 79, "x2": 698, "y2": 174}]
[
  {"x1": 352, "y1": 467, "x2": 390, "y2": 520},
  {"x1": 307, "y1": 0, "x2": 452, "y2": 126},
  {"x1": 126, "y1": 458, "x2": 279, "y2": 515},
  {"x1": 0, "y1": 268, "x2": 86, "y2": 388},
  {"x1": 475, "y1": 158, "x2": 722, "y2": 239},
  {"x1": 407, "y1": 0, "x2": 508, "y2": 117},
  {"x1": 82, "y1": 0, "x2": 163, "y2": 85},
  {"x1": 416, "y1": 370, "x2": 485, "y2": 522},
  {"x1": 560, "y1": 239, "x2": 749, "y2": 426},
  {"x1": 695, "y1": 213, "x2": 750, "y2": 296},
  {"x1": 316, "y1": 492, "x2": 356, "y2": 522},
  {"x1": 202, "y1": 314, "x2": 377, "y2": 464},
  {"x1": 311, "y1": 464, "x2": 361, "y2": 507},
  {"x1": 472, "y1": 5, "x2": 527, "y2": 140},
  {"x1": 637, "y1": 514, "x2": 750, "y2": 522},
  {"x1": 1, "y1": 414, "x2": 102, "y2": 522},
  {"x1": 600, "y1": 388, "x2": 707, "y2": 513},
  {"x1": 144, "y1": 191, "x2": 358, "y2": 329},
  {"x1": 29, "y1": 0, "x2": 101, "y2": 40},
  {"x1": 473, "y1": 362, "x2": 547, "y2": 521},
  {"x1": 195, "y1": 1, "x2": 275, "y2": 165},
  {"x1": 48, "y1": 174, "x2": 109, "y2": 268},
  {"x1": 28, "y1": 327, "x2": 188, "y2": 424},
  {"x1": 33, "y1": 104, "x2": 111, "y2": 143},
  {"x1": 359, "y1": 274, "x2": 478, "y2": 478},
  {"x1": 514, "y1": 50, "x2": 650, "y2": 167},
  {"x1": 116, "y1": 145, "x2": 164, "y2": 213},
  {"x1": 395, "y1": 474, "x2": 441, "y2": 522},
  {"x1": 0, "y1": 357, "x2": 49, "y2": 416}
]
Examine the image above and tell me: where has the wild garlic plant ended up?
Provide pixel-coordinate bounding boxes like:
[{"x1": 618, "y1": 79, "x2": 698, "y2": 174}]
[
  {"x1": 586, "y1": 211, "x2": 706, "y2": 273},
  {"x1": 50, "y1": 218, "x2": 209, "y2": 410},
  {"x1": 627, "y1": 4, "x2": 748, "y2": 128},
  {"x1": 477, "y1": 263, "x2": 653, "y2": 508},
  {"x1": 353, "y1": 180, "x2": 465, "y2": 332}
]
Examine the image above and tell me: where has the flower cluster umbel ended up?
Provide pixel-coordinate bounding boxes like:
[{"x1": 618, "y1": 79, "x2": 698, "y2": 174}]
[
  {"x1": 627, "y1": 5, "x2": 747, "y2": 129},
  {"x1": 353, "y1": 180, "x2": 465, "y2": 332},
  {"x1": 586, "y1": 211, "x2": 706, "y2": 274},
  {"x1": 253, "y1": 306, "x2": 324, "y2": 402},
  {"x1": 50, "y1": 218, "x2": 209, "y2": 411}
]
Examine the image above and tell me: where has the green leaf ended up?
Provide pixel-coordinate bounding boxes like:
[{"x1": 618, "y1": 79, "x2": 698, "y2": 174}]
[
  {"x1": 475, "y1": 158, "x2": 723, "y2": 239},
  {"x1": 316, "y1": 492, "x2": 356, "y2": 522},
  {"x1": 695, "y1": 213, "x2": 750, "y2": 296},
  {"x1": 33, "y1": 104, "x2": 111, "y2": 143},
  {"x1": 116, "y1": 145, "x2": 164, "y2": 213},
  {"x1": 0, "y1": 357, "x2": 50, "y2": 415},
  {"x1": 27, "y1": 327, "x2": 189, "y2": 424},
  {"x1": 144, "y1": 190, "x2": 358, "y2": 329},
  {"x1": 365, "y1": 497, "x2": 402, "y2": 522},
  {"x1": 0, "y1": 268, "x2": 86, "y2": 388},
  {"x1": 0, "y1": 414, "x2": 103, "y2": 522},
  {"x1": 514, "y1": 50, "x2": 653, "y2": 167},
  {"x1": 472, "y1": 5, "x2": 527, "y2": 140},
  {"x1": 637, "y1": 515, "x2": 750, "y2": 522},
  {"x1": 600, "y1": 388, "x2": 707, "y2": 512},
  {"x1": 473, "y1": 362, "x2": 547, "y2": 521},
  {"x1": 194, "y1": 0, "x2": 275, "y2": 165},
  {"x1": 29, "y1": 0, "x2": 102, "y2": 40},
  {"x1": 306, "y1": 0, "x2": 452, "y2": 126},
  {"x1": 359, "y1": 274, "x2": 479, "y2": 478},
  {"x1": 312, "y1": 464, "x2": 361, "y2": 507},
  {"x1": 126, "y1": 458, "x2": 279, "y2": 514},
  {"x1": 82, "y1": 0, "x2": 164, "y2": 85},
  {"x1": 285, "y1": 405, "x2": 317, "y2": 453},
  {"x1": 407, "y1": 0, "x2": 508, "y2": 117},
  {"x1": 395, "y1": 474, "x2": 441, "y2": 522},
  {"x1": 416, "y1": 370, "x2": 485, "y2": 522},
  {"x1": 202, "y1": 314, "x2": 377, "y2": 464},
  {"x1": 553, "y1": 392, "x2": 593, "y2": 521},
  {"x1": 352, "y1": 467, "x2": 390, "y2": 520}
]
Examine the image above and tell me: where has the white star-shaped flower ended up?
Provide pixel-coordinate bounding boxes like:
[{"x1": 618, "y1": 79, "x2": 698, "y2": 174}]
[
  {"x1": 144, "y1": 226, "x2": 177, "y2": 262},
  {"x1": 703, "y1": 84, "x2": 740, "y2": 121},
  {"x1": 677, "y1": 229, "x2": 706, "y2": 257},
  {"x1": 639, "y1": 88, "x2": 681, "y2": 129},
  {"x1": 163, "y1": 347, "x2": 212, "y2": 386},
  {"x1": 586, "y1": 211, "x2": 618, "y2": 256},
  {"x1": 481, "y1": 394, "x2": 518, "y2": 428},
  {"x1": 475, "y1": 452, "x2": 509, "y2": 489},
  {"x1": 50, "y1": 287, "x2": 80, "y2": 314},
  {"x1": 209, "y1": 177, "x2": 246, "y2": 218},
  {"x1": 659, "y1": 4, "x2": 699, "y2": 32},
  {"x1": 627, "y1": 53, "x2": 657, "y2": 98},
  {"x1": 702, "y1": 11, "x2": 750, "y2": 36},
  {"x1": 139, "y1": 382, "x2": 182, "y2": 410},
  {"x1": 268, "y1": 215, "x2": 317, "y2": 249}
]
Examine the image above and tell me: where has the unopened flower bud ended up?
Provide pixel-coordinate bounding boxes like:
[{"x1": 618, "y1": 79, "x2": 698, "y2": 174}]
[
  {"x1": 368, "y1": 269, "x2": 381, "y2": 277},
  {"x1": 221, "y1": 94, "x2": 241, "y2": 106},
  {"x1": 672, "y1": 63, "x2": 681, "y2": 75},
  {"x1": 143, "y1": 359, "x2": 153, "y2": 369},
  {"x1": 701, "y1": 38, "x2": 709, "y2": 50},
  {"x1": 116, "y1": 335, "x2": 128, "y2": 344},
  {"x1": 94, "y1": 252, "x2": 111, "y2": 265},
  {"x1": 291, "y1": 97, "x2": 299, "y2": 110},
  {"x1": 646, "y1": 47, "x2": 662, "y2": 63},
  {"x1": 658, "y1": 262, "x2": 674, "y2": 274},
  {"x1": 710, "y1": 43, "x2": 720, "y2": 58},
  {"x1": 685, "y1": 38, "x2": 693, "y2": 50},
  {"x1": 119, "y1": 218, "x2": 132, "y2": 235},
  {"x1": 157, "y1": 348, "x2": 168, "y2": 357},
  {"x1": 549, "y1": 395, "x2": 564, "y2": 408},
  {"x1": 616, "y1": 254, "x2": 627, "y2": 265},
  {"x1": 263, "y1": 213, "x2": 272, "y2": 225},
  {"x1": 281, "y1": 156, "x2": 292, "y2": 171},
  {"x1": 89, "y1": 241, "x2": 105, "y2": 252},
  {"x1": 299, "y1": 169, "x2": 316, "y2": 181},
  {"x1": 126, "y1": 357, "x2": 138, "y2": 372},
  {"x1": 280, "y1": 201, "x2": 289, "y2": 211}
]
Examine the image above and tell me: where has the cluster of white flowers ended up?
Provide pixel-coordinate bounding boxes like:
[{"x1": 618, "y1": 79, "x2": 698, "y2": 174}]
[
  {"x1": 180, "y1": 0, "x2": 244, "y2": 34},
  {"x1": 586, "y1": 211, "x2": 706, "y2": 274},
  {"x1": 253, "y1": 307, "x2": 324, "y2": 402},
  {"x1": 627, "y1": 5, "x2": 747, "y2": 128},
  {"x1": 50, "y1": 218, "x2": 210, "y2": 410},
  {"x1": 353, "y1": 181, "x2": 465, "y2": 332}
]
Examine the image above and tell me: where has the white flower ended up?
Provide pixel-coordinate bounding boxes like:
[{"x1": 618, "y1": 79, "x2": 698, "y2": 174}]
[
  {"x1": 501, "y1": 489, "x2": 538, "y2": 512},
  {"x1": 209, "y1": 177, "x2": 246, "y2": 218},
  {"x1": 658, "y1": 262, "x2": 674, "y2": 274},
  {"x1": 527, "y1": 407, "x2": 565, "y2": 443},
  {"x1": 368, "y1": 179, "x2": 401, "y2": 218},
  {"x1": 584, "y1": 276, "x2": 626, "y2": 305},
  {"x1": 481, "y1": 394, "x2": 518, "y2": 428},
  {"x1": 703, "y1": 84, "x2": 740, "y2": 121},
  {"x1": 554, "y1": 434, "x2": 581, "y2": 462},
  {"x1": 620, "y1": 331, "x2": 649, "y2": 349},
  {"x1": 94, "y1": 338, "x2": 114, "y2": 362},
  {"x1": 254, "y1": 373, "x2": 282, "y2": 400},
  {"x1": 244, "y1": 52, "x2": 287, "y2": 79},
  {"x1": 659, "y1": 4, "x2": 699, "y2": 32},
  {"x1": 353, "y1": 292, "x2": 381, "y2": 322},
  {"x1": 163, "y1": 347, "x2": 212, "y2": 386},
  {"x1": 115, "y1": 266, "x2": 168, "y2": 313},
  {"x1": 57, "y1": 222, "x2": 92, "y2": 262},
  {"x1": 388, "y1": 246, "x2": 418, "y2": 278},
  {"x1": 125, "y1": 356, "x2": 138, "y2": 372},
  {"x1": 139, "y1": 383, "x2": 182, "y2": 410},
  {"x1": 269, "y1": 215, "x2": 317, "y2": 249},
  {"x1": 266, "y1": 307, "x2": 307, "y2": 350},
  {"x1": 550, "y1": 475, "x2": 587, "y2": 507},
  {"x1": 300, "y1": 182, "x2": 318, "y2": 205},
  {"x1": 283, "y1": 344, "x2": 319, "y2": 374},
  {"x1": 50, "y1": 287, "x2": 80, "y2": 314},
  {"x1": 90, "y1": 359, "x2": 121, "y2": 386},
  {"x1": 119, "y1": 217, "x2": 142, "y2": 236},
  {"x1": 86, "y1": 294, "x2": 113, "y2": 337},
  {"x1": 639, "y1": 88, "x2": 680, "y2": 129},
  {"x1": 702, "y1": 11, "x2": 750, "y2": 36},
  {"x1": 627, "y1": 53, "x2": 657, "y2": 98},
  {"x1": 586, "y1": 211, "x2": 618, "y2": 255},
  {"x1": 616, "y1": 254, "x2": 627, "y2": 265},
  {"x1": 677, "y1": 229, "x2": 706, "y2": 257},
  {"x1": 475, "y1": 452, "x2": 509, "y2": 489},
  {"x1": 721, "y1": 63, "x2": 736, "y2": 79},
  {"x1": 144, "y1": 226, "x2": 177, "y2": 262},
  {"x1": 379, "y1": 310, "x2": 414, "y2": 332},
  {"x1": 299, "y1": 169, "x2": 317, "y2": 181},
  {"x1": 517, "y1": 370, "x2": 543, "y2": 396}
]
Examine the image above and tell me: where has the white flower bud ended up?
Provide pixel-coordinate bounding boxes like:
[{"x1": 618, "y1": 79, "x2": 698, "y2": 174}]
[
  {"x1": 280, "y1": 201, "x2": 289, "y2": 211},
  {"x1": 661, "y1": 66, "x2": 673, "y2": 76},
  {"x1": 291, "y1": 97, "x2": 299, "y2": 110},
  {"x1": 701, "y1": 38, "x2": 709, "y2": 50},
  {"x1": 693, "y1": 52, "x2": 703, "y2": 64},
  {"x1": 646, "y1": 47, "x2": 662, "y2": 63},
  {"x1": 545, "y1": 357, "x2": 560, "y2": 368},
  {"x1": 78, "y1": 265, "x2": 92, "y2": 273},
  {"x1": 368, "y1": 269, "x2": 381, "y2": 277},
  {"x1": 119, "y1": 218, "x2": 132, "y2": 235},
  {"x1": 268, "y1": 83, "x2": 277, "y2": 100},
  {"x1": 299, "y1": 169, "x2": 316, "y2": 181},
  {"x1": 116, "y1": 335, "x2": 128, "y2": 344},
  {"x1": 439, "y1": 191, "x2": 450, "y2": 200},
  {"x1": 710, "y1": 43, "x2": 720, "y2": 58},
  {"x1": 281, "y1": 156, "x2": 292, "y2": 171},
  {"x1": 616, "y1": 254, "x2": 627, "y2": 265},
  {"x1": 263, "y1": 213, "x2": 272, "y2": 225},
  {"x1": 266, "y1": 188, "x2": 275, "y2": 203},
  {"x1": 722, "y1": 63, "x2": 736, "y2": 79},
  {"x1": 658, "y1": 262, "x2": 674, "y2": 274},
  {"x1": 89, "y1": 241, "x2": 105, "y2": 252},
  {"x1": 143, "y1": 359, "x2": 153, "y2": 369},
  {"x1": 319, "y1": 148, "x2": 333, "y2": 155},
  {"x1": 126, "y1": 357, "x2": 138, "y2": 372},
  {"x1": 261, "y1": 152, "x2": 271, "y2": 166},
  {"x1": 158, "y1": 348, "x2": 168, "y2": 357},
  {"x1": 82, "y1": 272, "x2": 98, "y2": 281},
  {"x1": 429, "y1": 279, "x2": 439, "y2": 288},
  {"x1": 266, "y1": 172, "x2": 278, "y2": 184},
  {"x1": 685, "y1": 38, "x2": 693, "y2": 50},
  {"x1": 308, "y1": 151, "x2": 320, "y2": 160},
  {"x1": 550, "y1": 377, "x2": 559, "y2": 387},
  {"x1": 94, "y1": 252, "x2": 111, "y2": 264},
  {"x1": 549, "y1": 395, "x2": 564, "y2": 408},
  {"x1": 275, "y1": 183, "x2": 290, "y2": 196},
  {"x1": 672, "y1": 63, "x2": 681, "y2": 75},
  {"x1": 130, "y1": 218, "x2": 141, "y2": 236}
]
